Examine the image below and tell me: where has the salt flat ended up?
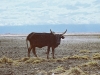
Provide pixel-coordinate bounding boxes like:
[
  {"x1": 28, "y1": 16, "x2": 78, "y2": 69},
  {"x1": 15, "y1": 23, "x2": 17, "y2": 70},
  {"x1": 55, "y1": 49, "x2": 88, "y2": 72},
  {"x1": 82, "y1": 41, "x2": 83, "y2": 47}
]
[{"x1": 0, "y1": 33, "x2": 100, "y2": 75}]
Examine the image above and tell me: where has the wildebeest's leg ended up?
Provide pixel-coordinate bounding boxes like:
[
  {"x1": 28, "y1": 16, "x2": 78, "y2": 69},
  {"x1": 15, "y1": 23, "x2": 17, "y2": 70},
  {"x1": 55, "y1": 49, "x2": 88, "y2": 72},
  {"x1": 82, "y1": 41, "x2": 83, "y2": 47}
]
[
  {"x1": 52, "y1": 47, "x2": 55, "y2": 59},
  {"x1": 47, "y1": 46, "x2": 50, "y2": 59},
  {"x1": 32, "y1": 47, "x2": 37, "y2": 57}
]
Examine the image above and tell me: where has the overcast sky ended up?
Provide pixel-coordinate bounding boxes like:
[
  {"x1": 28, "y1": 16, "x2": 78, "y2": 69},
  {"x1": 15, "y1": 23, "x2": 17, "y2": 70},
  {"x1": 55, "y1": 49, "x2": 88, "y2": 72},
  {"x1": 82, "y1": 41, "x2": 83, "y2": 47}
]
[{"x1": 0, "y1": 0, "x2": 100, "y2": 26}]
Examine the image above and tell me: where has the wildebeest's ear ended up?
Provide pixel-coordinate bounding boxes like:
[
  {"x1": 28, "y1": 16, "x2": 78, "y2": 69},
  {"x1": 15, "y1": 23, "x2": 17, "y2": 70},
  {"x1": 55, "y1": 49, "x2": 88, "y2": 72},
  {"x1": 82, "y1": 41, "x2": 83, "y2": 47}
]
[
  {"x1": 61, "y1": 35, "x2": 65, "y2": 39},
  {"x1": 62, "y1": 29, "x2": 67, "y2": 35}
]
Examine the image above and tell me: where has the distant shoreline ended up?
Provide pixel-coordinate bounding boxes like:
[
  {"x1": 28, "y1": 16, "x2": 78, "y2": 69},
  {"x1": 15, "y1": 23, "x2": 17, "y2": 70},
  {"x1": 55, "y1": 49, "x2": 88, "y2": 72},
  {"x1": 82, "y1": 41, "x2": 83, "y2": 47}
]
[
  {"x1": 0, "y1": 33, "x2": 100, "y2": 36},
  {"x1": 66, "y1": 33, "x2": 100, "y2": 36}
]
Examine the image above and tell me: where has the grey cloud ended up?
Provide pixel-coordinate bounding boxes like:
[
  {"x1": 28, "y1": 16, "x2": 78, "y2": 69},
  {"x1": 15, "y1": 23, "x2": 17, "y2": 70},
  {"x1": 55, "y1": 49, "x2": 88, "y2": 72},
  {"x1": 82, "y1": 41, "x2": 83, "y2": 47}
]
[
  {"x1": 68, "y1": 12, "x2": 91, "y2": 15},
  {"x1": 59, "y1": 4, "x2": 78, "y2": 10},
  {"x1": 94, "y1": 0, "x2": 100, "y2": 4},
  {"x1": 0, "y1": 0, "x2": 100, "y2": 26},
  {"x1": 75, "y1": 2, "x2": 91, "y2": 8}
]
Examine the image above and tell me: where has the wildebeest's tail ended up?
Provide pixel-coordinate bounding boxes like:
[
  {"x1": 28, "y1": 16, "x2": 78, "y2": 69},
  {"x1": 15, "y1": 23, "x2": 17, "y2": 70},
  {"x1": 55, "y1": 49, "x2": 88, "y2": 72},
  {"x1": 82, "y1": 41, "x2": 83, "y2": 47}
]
[
  {"x1": 26, "y1": 37, "x2": 29, "y2": 50},
  {"x1": 26, "y1": 32, "x2": 33, "y2": 49}
]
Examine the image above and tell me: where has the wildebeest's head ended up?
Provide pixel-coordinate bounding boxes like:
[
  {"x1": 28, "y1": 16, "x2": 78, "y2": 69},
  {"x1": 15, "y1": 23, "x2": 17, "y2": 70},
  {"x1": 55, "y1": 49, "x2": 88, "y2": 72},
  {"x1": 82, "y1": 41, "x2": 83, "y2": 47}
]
[{"x1": 50, "y1": 29, "x2": 67, "y2": 45}]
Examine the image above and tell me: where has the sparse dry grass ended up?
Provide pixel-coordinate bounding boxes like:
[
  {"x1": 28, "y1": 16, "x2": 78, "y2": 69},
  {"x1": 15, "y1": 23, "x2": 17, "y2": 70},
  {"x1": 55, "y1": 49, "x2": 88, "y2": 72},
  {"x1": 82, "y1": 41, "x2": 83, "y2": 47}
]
[
  {"x1": 24, "y1": 57, "x2": 46, "y2": 64},
  {"x1": 50, "y1": 65, "x2": 66, "y2": 74},
  {"x1": 67, "y1": 55, "x2": 90, "y2": 60},
  {"x1": 62, "y1": 56, "x2": 69, "y2": 60},
  {"x1": 0, "y1": 55, "x2": 99, "y2": 75},
  {"x1": 13, "y1": 60, "x2": 22, "y2": 66},
  {"x1": 79, "y1": 50, "x2": 90, "y2": 53},
  {"x1": 60, "y1": 67, "x2": 87, "y2": 75},
  {"x1": 0, "y1": 56, "x2": 13, "y2": 64},
  {"x1": 81, "y1": 60, "x2": 98, "y2": 67},
  {"x1": 0, "y1": 55, "x2": 90, "y2": 65},
  {"x1": 19, "y1": 57, "x2": 30, "y2": 62},
  {"x1": 31, "y1": 70, "x2": 48, "y2": 75},
  {"x1": 0, "y1": 56, "x2": 23, "y2": 66},
  {"x1": 93, "y1": 53, "x2": 100, "y2": 60},
  {"x1": 66, "y1": 67, "x2": 87, "y2": 75},
  {"x1": 27, "y1": 66, "x2": 88, "y2": 75}
]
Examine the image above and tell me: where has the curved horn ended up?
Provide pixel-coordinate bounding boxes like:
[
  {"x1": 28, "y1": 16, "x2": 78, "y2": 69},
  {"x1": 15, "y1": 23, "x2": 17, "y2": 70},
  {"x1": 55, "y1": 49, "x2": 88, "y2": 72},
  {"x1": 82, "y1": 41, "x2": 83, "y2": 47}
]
[
  {"x1": 50, "y1": 29, "x2": 52, "y2": 33},
  {"x1": 50, "y1": 29, "x2": 55, "y2": 34},
  {"x1": 62, "y1": 29, "x2": 67, "y2": 35}
]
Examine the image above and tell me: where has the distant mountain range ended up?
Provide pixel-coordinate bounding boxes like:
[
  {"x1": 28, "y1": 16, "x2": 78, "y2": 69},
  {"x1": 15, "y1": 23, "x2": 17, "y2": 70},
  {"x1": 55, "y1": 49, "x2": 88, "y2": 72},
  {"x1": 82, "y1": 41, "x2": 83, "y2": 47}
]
[{"x1": 0, "y1": 24, "x2": 100, "y2": 34}]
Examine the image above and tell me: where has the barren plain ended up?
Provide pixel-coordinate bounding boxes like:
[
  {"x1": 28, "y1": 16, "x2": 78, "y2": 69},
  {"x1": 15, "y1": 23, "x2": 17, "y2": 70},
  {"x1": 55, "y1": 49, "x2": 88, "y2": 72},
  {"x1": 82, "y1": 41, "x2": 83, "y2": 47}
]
[{"x1": 0, "y1": 33, "x2": 100, "y2": 75}]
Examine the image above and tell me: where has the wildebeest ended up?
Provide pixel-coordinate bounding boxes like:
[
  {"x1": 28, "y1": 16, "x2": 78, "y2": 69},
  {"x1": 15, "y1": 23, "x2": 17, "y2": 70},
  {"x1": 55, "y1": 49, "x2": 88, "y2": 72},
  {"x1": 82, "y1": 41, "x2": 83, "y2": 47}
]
[{"x1": 26, "y1": 29, "x2": 67, "y2": 59}]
